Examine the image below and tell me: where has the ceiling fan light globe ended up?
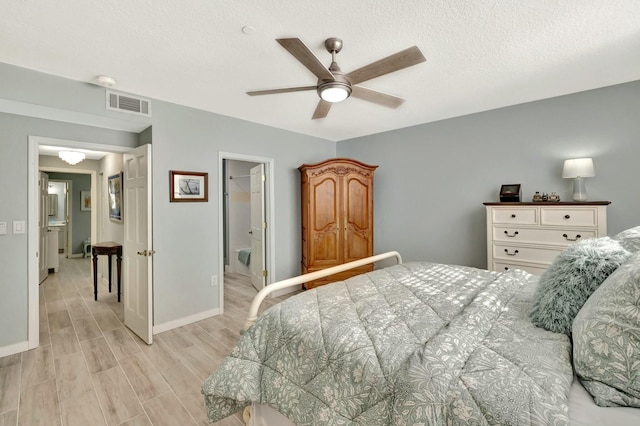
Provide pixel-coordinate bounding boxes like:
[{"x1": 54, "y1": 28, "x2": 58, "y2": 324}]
[
  {"x1": 318, "y1": 80, "x2": 351, "y2": 103},
  {"x1": 320, "y1": 87, "x2": 349, "y2": 102}
]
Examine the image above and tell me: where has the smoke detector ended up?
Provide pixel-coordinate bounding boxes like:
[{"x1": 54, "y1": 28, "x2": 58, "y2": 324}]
[{"x1": 95, "y1": 75, "x2": 117, "y2": 88}]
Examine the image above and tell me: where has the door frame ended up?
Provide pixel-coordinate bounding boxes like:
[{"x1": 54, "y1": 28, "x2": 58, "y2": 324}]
[
  {"x1": 27, "y1": 136, "x2": 131, "y2": 349},
  {"x1": 218, "y1": 152, "x2": 275, "y2": 314}
]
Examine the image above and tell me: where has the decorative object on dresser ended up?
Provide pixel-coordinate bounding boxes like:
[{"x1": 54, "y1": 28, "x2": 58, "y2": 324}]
[
  {"x1": 484, "y1": 201, "x2": 610, "y2": 275},
  {"x1": 562, "y1": 157, "x2": 595, "y2": 201},
  {"x1": 499, "y1": 184, "x2": 521, "y2": 202},
  {"x1": 532, "y1": 192, "x2": 561, "y2": 202},
  {"x1": 299, "y1": 158, "x2": 377, "y2": 289}
]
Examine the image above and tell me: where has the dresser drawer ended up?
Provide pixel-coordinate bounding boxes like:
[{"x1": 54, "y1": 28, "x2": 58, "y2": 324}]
[
  {"x1": 493, "y1": 261, "x2": 548, "y2": 276},
  {"x1": 540, "y1": 207, "x2": 598, "y2": 227},
  {"x1": 493, "y1": 243, "x2": 563, "y2": 264},
  {"x1": 493, "y1": 226, "x2": 598, "y2": 246},
  {"x1": 492, "y1": 208, "x2": 538, "y2": 225}
]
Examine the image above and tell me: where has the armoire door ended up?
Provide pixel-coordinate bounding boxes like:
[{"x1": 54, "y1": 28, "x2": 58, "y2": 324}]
[
  {"x1": 307, "y1": 171, "x2": 342, "y2": 269},
  {"x1": 341, "y1": 170, "x2": 374, "y2": 264}
]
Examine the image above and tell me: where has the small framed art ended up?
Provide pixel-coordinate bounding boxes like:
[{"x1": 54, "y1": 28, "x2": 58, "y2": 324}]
[
  {"x1": 108, "y1": 172, "x2": 123, "y2": 222},
  {"x1": 80, "y1": 191, "x2": 91, "y2": 211},
  {"x1": 170, "y1": 170, "x2": 208, "y2": 202}
]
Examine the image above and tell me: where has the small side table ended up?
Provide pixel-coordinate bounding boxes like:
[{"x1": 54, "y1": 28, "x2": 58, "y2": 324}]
[{"x1": 92, "y1": 242, "x2": 123, "y2": 302}]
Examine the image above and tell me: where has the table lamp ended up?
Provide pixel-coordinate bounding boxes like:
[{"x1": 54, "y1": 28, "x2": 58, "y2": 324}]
[{"x1": 562, "y1": 158, "x2": 595, "y2": 201}]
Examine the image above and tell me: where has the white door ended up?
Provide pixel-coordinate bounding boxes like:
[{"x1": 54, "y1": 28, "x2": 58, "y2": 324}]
[
  {"x1": 123, "y1": 144, "x2": 153, "y2": 344},
  {"x1": 250, "y1": 164, "x2": 266, "y2": 291},
  {"x1": 39, "y1": 172, "x2": 49, "y2": 283}
]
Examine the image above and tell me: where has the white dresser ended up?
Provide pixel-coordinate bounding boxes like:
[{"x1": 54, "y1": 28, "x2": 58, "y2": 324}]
[{"x1": 484, "y1": 202, "x2": 610, "y2": 275}]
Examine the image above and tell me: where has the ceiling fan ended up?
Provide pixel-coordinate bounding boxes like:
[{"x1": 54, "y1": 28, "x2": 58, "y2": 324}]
[{"x1": 247, "y1": 37, "x2": 426, "y2": 119}]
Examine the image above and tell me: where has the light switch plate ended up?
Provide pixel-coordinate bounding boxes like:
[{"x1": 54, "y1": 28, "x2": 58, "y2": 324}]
[
  {"x1": 0, "y1": 222, "x2": 6, "y2": 235},
  {"x1": 13, "y1": 221, "x2": 25, "y2": 234}
]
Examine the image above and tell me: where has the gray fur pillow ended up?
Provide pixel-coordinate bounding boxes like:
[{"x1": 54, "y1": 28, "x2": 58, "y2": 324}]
[{"x1": 530, "y1": 237, "x2": 630, "y2": 335}]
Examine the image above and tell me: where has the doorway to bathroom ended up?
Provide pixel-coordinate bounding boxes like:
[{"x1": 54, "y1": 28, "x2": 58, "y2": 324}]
[{"x1": 219, "y1": 152, "x2": 275, "y2": 313}]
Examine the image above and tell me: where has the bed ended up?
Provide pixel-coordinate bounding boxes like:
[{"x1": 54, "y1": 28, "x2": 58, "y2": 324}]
[{"x1": 203, "y1": 228, "x2": 640, "y2": 425}]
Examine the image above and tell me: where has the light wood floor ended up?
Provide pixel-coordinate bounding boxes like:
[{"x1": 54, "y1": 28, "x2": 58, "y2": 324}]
[{"x1": 0, "y1": 255, "x2": 295, "y2": 426}]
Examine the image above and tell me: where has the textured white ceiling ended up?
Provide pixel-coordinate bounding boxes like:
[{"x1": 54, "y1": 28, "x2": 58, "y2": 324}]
[{"x1": 2, "y1": 1, "x2": 640, "y2": 141}]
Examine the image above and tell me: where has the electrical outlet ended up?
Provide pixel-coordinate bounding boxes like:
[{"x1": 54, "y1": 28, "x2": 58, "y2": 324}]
[{"x1": 210, "y1": 275, "x2": 218, "y2": 287}]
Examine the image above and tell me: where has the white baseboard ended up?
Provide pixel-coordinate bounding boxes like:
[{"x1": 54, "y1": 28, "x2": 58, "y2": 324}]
[
  {"x1": 68, "y1": 253, "x2": 84, "y2": 259},
  {"x1": 0, "y1": 340, "x2": 29, "y2": 358},
  {"x1": 152, "y1": 308, "x2": 220, "y2": 334},
  {"x1": 270, "y1": 284, "x2": 301, "y2": 299}
]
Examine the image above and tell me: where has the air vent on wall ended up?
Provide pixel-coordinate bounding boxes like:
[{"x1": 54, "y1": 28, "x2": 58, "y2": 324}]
[{"x1": 106, "y1": 90, "x2": 152, "y2": 117}]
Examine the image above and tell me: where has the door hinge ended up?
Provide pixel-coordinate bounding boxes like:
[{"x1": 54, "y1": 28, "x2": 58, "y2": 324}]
[
  {"x1": 262, "y1": 270, "x2": 268, "y2": 278},
  {"x1": 262, "y1": 222, "x2": 267, "y2": 229},
  {"x1": 261, "y1": 174, "x2": 266, "y2": 182}
]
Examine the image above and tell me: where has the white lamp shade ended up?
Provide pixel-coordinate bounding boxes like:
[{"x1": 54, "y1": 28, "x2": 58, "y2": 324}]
[{"x1": 562, "y1": 158, "x2": 595, "y2": 178}]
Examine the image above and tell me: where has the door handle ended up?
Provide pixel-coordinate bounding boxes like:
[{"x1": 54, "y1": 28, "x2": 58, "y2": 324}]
[{"x1": 137, "y1": 249, "x2": 156, "y2": 257}]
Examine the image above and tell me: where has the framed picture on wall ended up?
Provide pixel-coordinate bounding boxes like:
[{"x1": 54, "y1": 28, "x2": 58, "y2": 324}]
[
  {"x1": 108, "y1": 172, "x2": 123, "y2": 222},
  {"x1": 170, "y1": 170, "x2": 208, "y2": 202},
  {"x1": 80, "y1": 191, "x2": 91, "y2": 211}
]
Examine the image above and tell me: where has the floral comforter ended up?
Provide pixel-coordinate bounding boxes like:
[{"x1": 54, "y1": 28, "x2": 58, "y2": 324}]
[{"x1": 202, "y1": 262, "x2": 573, "y2": 425}]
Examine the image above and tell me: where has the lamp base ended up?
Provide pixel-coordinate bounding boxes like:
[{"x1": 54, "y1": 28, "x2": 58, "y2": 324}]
[{"x1": 572, "y1": 176, "x2": 588, "y2": 201}]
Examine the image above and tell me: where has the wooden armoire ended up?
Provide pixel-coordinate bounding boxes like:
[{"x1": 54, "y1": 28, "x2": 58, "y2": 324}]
[{"x1": 298, "y1": 158, "x2": 377, "y2": 289}]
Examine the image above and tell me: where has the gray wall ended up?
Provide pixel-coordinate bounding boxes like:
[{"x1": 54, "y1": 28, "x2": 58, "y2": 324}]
[
  {"x1": 47, "y1": 172, "x2": 92, "y2": 254},
  {"x1": 338, "y1": 80, "x2": 640, "y2": 267},
  {"x1": 0, "y1": 63, "x2": 334, "y2": 348}
]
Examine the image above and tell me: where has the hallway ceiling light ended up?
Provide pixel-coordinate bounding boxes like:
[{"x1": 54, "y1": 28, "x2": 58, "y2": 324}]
[{"x1": 58, "y1": 150, "x2": 86, "y2": 165}]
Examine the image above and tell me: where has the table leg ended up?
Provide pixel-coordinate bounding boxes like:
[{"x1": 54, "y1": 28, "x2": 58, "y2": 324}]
[
  {"x1": 116, "y1": 252, "x2": 122, "y2": 303},
  {"x1": 92, "y1": 252, "x2": 98, "y2": 301},
  {"x1": 108, "y1": 255, "x2": 112, "y2": 293}
]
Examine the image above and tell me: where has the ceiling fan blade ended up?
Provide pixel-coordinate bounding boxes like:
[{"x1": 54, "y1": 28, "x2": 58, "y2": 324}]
[
  {"x1": 277, "y1": 38, "x2": 335, "y2": 81},
  {"x1": 247, "y1": 86, "x2": 316, "y2": 96},
  {"x1": 351, "y1": 86, "x2": 405, "y2": 109},
  {"x1": 346, "y1": 46, "x2": 426, "y2": 85},
  {"x1": 312, "y1": 100, "x2": 332, "y2": 119}
]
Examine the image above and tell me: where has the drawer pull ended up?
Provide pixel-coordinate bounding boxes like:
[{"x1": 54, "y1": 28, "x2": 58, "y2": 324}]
[
  {"x1": 504, "y1": 267, "x2": 509, "y2": 271},
  {"x1": 504, "y1": 230, "x2": 519, "y2": 238},
  {"x1": 563, "y1": 233, "x2": 582, "y2": 242},
  {"x1": 564, "y1": 214, "x2": 571, "y2": 219},
  {"x1": 511, "y1": 214, "x2": 516, "y2": 218},
  {"x1": 504, "y1": 249, "x2": 519, "y2": 256}
]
